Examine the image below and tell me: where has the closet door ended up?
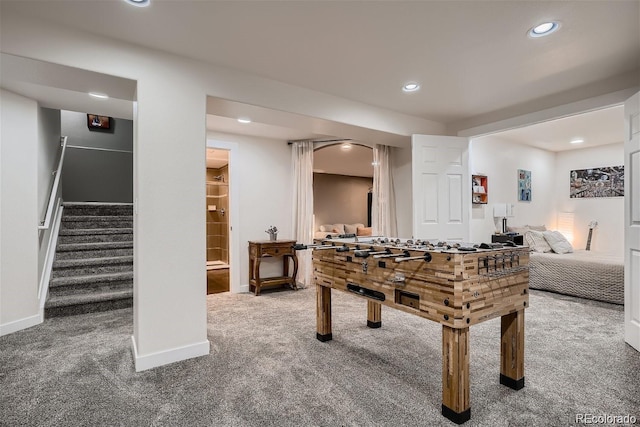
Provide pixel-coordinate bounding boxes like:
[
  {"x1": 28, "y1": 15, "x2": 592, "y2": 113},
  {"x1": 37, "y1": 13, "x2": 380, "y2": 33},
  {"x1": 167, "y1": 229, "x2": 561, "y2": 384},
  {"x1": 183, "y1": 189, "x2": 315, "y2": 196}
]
[
  {"x1": 624, "y1": 91, "x2": 640, "y2": 351},
  {"x1": 411, "y1": 135, "x2": 470, "y2": 241}
]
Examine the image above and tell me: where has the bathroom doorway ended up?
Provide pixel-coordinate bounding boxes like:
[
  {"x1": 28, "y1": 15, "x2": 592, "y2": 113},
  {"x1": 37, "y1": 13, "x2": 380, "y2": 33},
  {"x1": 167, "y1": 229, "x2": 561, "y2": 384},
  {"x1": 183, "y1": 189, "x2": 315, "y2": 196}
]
[{"x1": 206, "y1": 147, "x2": 230, "y2": 294}]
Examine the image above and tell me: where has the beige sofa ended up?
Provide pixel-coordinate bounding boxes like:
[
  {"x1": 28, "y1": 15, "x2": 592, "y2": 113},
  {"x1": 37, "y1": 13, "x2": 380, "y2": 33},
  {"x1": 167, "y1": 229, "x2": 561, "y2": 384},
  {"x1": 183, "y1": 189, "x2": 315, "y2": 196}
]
[{"x1": 314, "y1": 223, "x2": 372, "y2": 239}]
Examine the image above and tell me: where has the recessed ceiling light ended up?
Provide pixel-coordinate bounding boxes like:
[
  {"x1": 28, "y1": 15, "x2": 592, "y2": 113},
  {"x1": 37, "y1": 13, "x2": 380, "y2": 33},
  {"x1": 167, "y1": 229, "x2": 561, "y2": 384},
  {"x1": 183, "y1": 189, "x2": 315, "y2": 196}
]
[
  {"x1": 124, "y1": 0, "x2": 150, "y2": 7},
  {"x1": 528, "y1": 21, "x2": 560, "y2": 38},
  {"x1": 237, "y1": 118, "x2": 251, "y2": 124},
  {"x1": 89, "y1": 92, "x2": 109, "y2": 99},
  {"x1": 402, "y1": 82, "x2": 420, "y2": 92},
  {"x1": 570, "y1": 138, "x2": 584, "y2": 144},
  {"x1": 341, "y1": 143, "x2": 352, "y2": 150}
]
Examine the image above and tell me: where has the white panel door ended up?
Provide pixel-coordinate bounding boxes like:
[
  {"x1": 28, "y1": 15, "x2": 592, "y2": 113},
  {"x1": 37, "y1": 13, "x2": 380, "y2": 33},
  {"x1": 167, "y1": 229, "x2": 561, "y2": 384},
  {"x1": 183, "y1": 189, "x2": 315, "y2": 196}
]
[
  {"x1": 412, "y1": 135, "x2": 470, "y2": 241},
  {"x1": 625, "y1": 92, "x2": 640, "y2": 351}
]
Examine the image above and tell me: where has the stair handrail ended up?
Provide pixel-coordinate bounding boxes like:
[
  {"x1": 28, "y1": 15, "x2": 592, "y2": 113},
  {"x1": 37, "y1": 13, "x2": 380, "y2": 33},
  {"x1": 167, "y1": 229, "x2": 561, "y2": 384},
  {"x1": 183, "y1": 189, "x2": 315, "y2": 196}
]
[{"x1": 39, "y1": 136, "x2": 68, "y2": 230}]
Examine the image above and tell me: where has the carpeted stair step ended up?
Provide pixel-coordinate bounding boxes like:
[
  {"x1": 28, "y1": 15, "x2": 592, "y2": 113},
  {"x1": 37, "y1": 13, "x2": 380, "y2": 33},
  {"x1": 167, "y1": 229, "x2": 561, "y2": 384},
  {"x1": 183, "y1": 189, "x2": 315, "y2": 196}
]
[
  {"x1": 58, "y1": 229, "x2": 133, "y2": 244},
  {"x1": 59, "y1": 228, "x2": 133, "y2": 236},
  {"x1": 52, "y1": 256, "x2": 133, "y2": 278},
  {"x1": 49, "y1": 271, "x2": 134, "y2": 291},
  {"x1": 61, "y1": 216, "x2": 133, "y2": 230},
  {"x1": 45, "y1": 288, "x2": 133, "y2": 318},
  {"x1": 62, "y1": 203, "x2": 133, "y2": 217},
  {"x1": 49, "y1": 279, "x2": 132, "y2": 299},
  {"x1": 57, "y1": 241, "x2": 133, "y2": 252},
  {"x1": 54, "y1": 247, "x2": 133, "y2": 260}
]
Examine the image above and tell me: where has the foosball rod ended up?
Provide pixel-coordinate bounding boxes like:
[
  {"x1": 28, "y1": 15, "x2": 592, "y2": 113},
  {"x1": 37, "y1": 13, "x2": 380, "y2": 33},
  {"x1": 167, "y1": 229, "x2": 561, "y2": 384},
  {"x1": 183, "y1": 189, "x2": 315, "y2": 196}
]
[
  {"x1": 373, "y1": 253, "x2": 398, "y2": 259},
  {"x1": 292, "y1": 244, "x2": 335, "y2": 251},
  {"x1": 395, "y1": 253, "x2": 433, "y2": 263}
]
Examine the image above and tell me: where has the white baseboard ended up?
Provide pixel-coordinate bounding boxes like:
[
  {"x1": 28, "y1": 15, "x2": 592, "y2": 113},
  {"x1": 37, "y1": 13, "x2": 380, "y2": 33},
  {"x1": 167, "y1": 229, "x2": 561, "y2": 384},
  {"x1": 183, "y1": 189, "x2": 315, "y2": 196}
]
[
  {"x1": 0, "y1": 312, "x2": 43, "y2": 337},
  {"x1": 131, "y1": 336, "x2": 210, "y2": 372}
]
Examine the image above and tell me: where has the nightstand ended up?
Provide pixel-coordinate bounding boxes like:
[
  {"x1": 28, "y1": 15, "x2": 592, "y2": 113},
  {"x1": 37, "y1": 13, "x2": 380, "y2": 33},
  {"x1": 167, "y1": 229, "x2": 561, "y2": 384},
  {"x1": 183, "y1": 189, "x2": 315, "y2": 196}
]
[{"x1": 491, "y1": 234, "x2": 524, "y2": 246}]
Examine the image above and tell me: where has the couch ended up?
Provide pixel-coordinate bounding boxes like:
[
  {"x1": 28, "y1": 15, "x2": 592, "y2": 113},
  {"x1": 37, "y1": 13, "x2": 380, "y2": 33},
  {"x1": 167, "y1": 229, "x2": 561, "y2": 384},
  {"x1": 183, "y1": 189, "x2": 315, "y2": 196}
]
[{"x1": 314, "y1": 223, "x2": 372, "y2": 239}]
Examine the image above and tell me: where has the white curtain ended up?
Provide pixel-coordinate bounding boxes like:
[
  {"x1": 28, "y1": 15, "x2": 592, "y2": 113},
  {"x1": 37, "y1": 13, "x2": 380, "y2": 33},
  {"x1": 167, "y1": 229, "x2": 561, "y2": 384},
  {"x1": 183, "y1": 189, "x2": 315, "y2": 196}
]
[
  {"x1": 372, "y1": 144, "x2": 398, "y2": 237},
  {"x1": 291, "y1": 141, "x2": 314, "y2": 289}
]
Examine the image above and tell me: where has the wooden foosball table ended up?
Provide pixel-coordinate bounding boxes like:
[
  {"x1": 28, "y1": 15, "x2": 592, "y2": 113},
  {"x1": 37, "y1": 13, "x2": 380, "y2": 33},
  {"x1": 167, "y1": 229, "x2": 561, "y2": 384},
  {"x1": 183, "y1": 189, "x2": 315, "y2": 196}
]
[{"x1": 300, "y1": 237, "x2": 529, "y2": 424}]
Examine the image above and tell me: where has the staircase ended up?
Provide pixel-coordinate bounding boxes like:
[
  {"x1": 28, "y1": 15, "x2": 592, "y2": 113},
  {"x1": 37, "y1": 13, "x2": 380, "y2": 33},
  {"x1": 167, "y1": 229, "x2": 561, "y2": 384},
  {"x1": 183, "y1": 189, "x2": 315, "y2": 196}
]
[{"x1": 45, "y1": 203, "x2": 133, "y2": 317}]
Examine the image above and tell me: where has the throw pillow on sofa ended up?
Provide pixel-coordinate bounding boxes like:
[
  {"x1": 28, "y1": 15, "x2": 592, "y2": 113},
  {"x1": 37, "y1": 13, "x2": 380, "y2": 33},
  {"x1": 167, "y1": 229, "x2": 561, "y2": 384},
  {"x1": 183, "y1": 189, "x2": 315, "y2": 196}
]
[
  {"x1": 357, "y1": 227, "x2": 372, "y2": 236},
  {"x1": 320, "y1": 224, "x2": 345, "y2": 234},
  {"x1": 344, "y1": 223, "x2": 364, "y2": 234}
]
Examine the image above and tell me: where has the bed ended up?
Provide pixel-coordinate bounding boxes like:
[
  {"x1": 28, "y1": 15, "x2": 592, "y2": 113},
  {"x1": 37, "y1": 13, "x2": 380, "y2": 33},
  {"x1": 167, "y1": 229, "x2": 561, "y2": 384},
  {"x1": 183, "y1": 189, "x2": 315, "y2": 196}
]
[{"x1": 529, "y1": 250, "x2": 624, "y2": 304}]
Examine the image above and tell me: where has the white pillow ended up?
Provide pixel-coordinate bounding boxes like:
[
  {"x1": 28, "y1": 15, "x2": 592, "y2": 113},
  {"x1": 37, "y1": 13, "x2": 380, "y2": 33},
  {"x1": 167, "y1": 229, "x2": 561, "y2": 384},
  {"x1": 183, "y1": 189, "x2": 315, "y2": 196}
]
[
  {"x1": 319, "y1": 224, "x2": 333, "y2": 232},
  {"x1": 543, "y1": 230, "x2": 573, "y2": 254},
  {"x1": 525, "y1": 230, "x2": 552, "y2": 253}
]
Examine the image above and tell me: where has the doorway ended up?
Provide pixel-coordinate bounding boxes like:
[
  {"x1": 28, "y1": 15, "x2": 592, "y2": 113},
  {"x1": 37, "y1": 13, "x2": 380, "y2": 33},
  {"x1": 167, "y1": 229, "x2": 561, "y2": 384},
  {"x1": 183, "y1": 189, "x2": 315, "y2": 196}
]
[
  {"x1": 312, "y1": 143, "x2": 373, "y2": 237},
  {"x1": 206, "y1": 147, "x2": 230, "y2": 294}
]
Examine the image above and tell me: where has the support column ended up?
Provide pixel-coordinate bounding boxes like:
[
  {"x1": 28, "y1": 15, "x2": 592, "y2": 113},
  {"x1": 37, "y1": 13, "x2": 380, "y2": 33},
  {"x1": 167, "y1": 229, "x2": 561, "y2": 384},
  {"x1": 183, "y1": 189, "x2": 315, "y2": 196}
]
[
  {"x1": 442, "y1": 326, "x2": 470, "y2": 424},
  {"x1": 367, "y1": 300, "x2": 382, "y2": 328},
  {"x1": 316, "y1": 285, "x2": 332, "y2": 342},
  {"x1": 500, "y1": 309, "x2": 525, "y2": 390}
]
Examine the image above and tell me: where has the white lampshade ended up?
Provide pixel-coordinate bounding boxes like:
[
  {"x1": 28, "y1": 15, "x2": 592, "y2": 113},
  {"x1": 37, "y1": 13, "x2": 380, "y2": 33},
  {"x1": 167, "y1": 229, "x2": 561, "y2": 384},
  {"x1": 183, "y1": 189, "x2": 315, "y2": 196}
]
[
  {"x1": 493, "y1": 204, "x2": 507, "y2": 217},
  {"x1": 495, "y1": 203, "x2": 515, "y2": 217}
]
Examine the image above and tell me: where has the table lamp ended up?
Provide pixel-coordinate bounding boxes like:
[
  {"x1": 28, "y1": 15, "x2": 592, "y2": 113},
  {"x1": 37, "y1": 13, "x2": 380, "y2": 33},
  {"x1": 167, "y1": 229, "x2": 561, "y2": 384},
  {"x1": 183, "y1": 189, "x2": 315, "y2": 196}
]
[{"x1": 493, "y1": 203, "x2": 514, "y2": 234}]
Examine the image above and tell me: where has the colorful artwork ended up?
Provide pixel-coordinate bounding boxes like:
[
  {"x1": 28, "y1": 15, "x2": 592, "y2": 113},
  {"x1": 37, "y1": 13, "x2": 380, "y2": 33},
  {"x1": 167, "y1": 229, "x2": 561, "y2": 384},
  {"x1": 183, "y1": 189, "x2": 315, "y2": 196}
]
[
  {"x1": 518, "y1": 169, "x2": 531, "y2": 202},
  {"x1": 570, "y1": 166, "x2": 624, "y2": 198}
]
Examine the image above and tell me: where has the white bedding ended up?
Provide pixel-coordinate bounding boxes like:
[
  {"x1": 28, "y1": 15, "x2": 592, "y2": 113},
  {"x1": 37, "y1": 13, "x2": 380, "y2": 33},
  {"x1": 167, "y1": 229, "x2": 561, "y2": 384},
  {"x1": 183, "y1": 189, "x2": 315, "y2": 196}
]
[{"x1": 529, "y1": 250, "x2": 624, "y2": 304}]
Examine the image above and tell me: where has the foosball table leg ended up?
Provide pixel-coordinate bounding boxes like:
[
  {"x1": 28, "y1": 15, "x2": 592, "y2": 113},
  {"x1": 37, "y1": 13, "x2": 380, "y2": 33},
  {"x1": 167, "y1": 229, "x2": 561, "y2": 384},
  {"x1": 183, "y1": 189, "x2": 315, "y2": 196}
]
[
  {"x1": 316, "y1": 285, "x2": 332, "y2": 342},
  {"x1": 500, "y1": 309, "x2": 525, "y2": 390},
  {"x1": 367, "y1": 301, "x2": 382, "y2": 328},
  {"x1": 442, "y1": 326, "x2": 470, "y2": 424}
]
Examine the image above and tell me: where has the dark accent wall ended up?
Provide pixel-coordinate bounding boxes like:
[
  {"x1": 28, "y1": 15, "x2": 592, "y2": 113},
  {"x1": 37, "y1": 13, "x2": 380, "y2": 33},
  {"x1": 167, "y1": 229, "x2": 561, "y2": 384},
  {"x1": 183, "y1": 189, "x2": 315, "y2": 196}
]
[
  {"x1": 313, "y1": 173, "x2": 372, "y2": 227},
  {"x1": 61, "y1": 110, "x2": 133, "y2": 202}
]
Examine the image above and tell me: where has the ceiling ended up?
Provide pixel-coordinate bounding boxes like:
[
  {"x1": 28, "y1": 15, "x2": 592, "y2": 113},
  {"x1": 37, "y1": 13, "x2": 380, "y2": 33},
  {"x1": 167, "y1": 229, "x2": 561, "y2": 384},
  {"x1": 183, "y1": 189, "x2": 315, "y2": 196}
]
[
  {"x1": 0, "y1": 54, "x2": 137, "y2": 119},
  {"x1": 478, "y1": 105, "x2": 625, "y2": 152},
  {"x1": 1, "y1": 1, "x2": 637, "y2": 165}
]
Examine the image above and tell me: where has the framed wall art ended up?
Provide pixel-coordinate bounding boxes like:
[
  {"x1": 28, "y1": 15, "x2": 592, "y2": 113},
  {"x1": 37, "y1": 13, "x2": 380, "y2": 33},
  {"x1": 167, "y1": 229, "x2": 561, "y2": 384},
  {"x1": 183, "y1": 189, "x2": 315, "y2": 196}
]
[
  {"x1": 518, "y1": 169, "x2": 531, "y2": 202},
  {"x1": 87, "y1": 114, "x2": 111, "y2": 130},
  {"x1": 570, "y1": 165, "x2": 624, "y2": 198}
]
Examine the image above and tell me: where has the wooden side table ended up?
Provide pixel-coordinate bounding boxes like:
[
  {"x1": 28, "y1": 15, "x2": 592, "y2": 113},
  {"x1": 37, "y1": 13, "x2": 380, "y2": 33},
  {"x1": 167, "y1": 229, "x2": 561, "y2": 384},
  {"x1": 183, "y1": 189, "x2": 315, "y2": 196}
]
[{"x1": 248, "y1": 240, "x2": 298, "y2": 295}]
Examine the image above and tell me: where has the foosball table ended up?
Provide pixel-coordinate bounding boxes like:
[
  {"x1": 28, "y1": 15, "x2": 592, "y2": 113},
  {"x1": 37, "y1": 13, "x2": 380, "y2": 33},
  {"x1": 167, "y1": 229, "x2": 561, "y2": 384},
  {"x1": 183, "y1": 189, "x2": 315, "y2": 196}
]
[{"x1": 297, "y1": 236, "x2": 529, "y2": 424}]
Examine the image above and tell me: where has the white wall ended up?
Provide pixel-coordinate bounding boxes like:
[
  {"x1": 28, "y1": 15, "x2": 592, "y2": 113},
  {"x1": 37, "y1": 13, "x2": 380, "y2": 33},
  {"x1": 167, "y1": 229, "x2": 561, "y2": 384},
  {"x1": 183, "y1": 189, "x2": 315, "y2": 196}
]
[
  {"x1": 469, "y1": 137, "x2": 557, "y2": 242},
  {"x1": 1, "y1": 90, "x2": 40, "y2": 335},
  {"x1": 37, "y1": 107, "x2": 61, "y2": 220},
  {"x1": 470, "y1": 137, "x2": 624, "y2": 254},
  {"x1": 207, "y1": 132, "x2": 293, "y2": 288},
  {"x1": 391, "y1": 145, "x2": 413, "y2": 238},
  {"x1": 36, "y1": 106, "x2": 61, "y2": 282},
  {"x1": 555, "y1": 143, "x2": 624, "y2": 255}
]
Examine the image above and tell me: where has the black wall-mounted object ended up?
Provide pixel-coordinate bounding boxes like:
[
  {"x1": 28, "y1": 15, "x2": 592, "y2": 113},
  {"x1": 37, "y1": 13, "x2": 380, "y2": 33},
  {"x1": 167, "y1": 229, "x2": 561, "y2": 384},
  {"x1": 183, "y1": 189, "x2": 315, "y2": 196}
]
[
  {"x1": 367, "y1": 191, "x2": 372, "y2": 227},
  {"x1": 87, "y1": 114, "x2": 111, "y2": 131}
]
